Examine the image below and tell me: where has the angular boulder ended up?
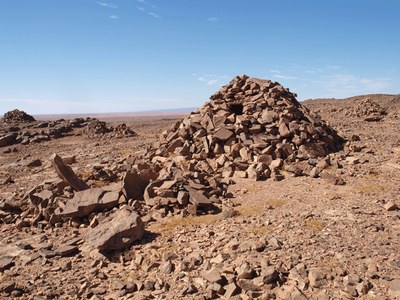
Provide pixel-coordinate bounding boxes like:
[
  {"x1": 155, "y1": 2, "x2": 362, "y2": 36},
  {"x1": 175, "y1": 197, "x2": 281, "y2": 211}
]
[
  {"x1": 83, "y1": 206, "x2": 144, "y2": 252},
  {"x1": 50, "y1": 153, "x2": 89, "y2": 191},
  {"x1": 0, "y1": 133, "x2": 17, "y2": 148}
]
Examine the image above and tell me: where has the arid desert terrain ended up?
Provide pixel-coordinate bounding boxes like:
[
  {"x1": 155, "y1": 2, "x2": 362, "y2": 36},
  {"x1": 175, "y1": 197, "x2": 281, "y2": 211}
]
[{"x1": 1, "y1": 77, "x2": 400, "y2": 299}]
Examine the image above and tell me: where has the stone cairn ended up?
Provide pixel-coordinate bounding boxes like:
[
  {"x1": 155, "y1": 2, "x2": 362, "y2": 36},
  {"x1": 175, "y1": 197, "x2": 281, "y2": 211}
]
[
  {"x1": 124, "y1": 75, "x2": 344, "y2": 217},
  {"x1": 85, "y1": 119, "x2": 137, "y2": 139},
  {"x1": 353, "y1": 98, "x2": 387, "y2": 122},
  {"x1": 1, "y1": 109, "x2": 36, "y2": 123}
]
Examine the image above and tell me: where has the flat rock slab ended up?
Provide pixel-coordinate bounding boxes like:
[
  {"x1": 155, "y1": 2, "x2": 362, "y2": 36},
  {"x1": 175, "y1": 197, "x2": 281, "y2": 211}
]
[
  {"x1": 58, "y1": 188, "x2": 120, "y2": 218},
  {"x1": 122, "y1": 170, "x2": 149, "y2": 200},
  {"x1": 0, "y1": 133, "x2": 17, "y2": 147},
  {"x1": 184, "y1": 186, "x2": 213, "y2": 206},
  {"x1": 55, "y1": 245, "x2": 78, "y2": 257},
  {"x1": 83, "y1": 206, "x2": 144, "y2": 252},
  {"x1": 389, "y1": 279, "x2": 400, "y2": 297},
  {"x1": 50, "y1": 153, "x2": 89, "y2": 191},
  {"x1": 0, "y1": 256, "x2": 15, "y2": 272},
  {"x1": 213, "y1": 128, "x2": 234, "y2": 141}
]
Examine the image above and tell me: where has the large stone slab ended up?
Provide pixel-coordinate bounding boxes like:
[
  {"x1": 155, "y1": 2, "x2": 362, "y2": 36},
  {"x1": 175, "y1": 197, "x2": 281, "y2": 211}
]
[
  {"x1": 213, "y1": 128, "x2": 234, "y2": 141},
  {"x1": 50, "y1": 153, "x2": 89, "y2": 191},
  {"x1": 184, "y1": 186, "x2": 213, "y2": 206},
  {"x1": 0, "y1": 133, "x2": 17, "y2": 148},
  {"x1": 58, "y1": 188, "x2": 119, "y2": 218},
  {"x1": 83, "y1": 206, "x2": 144, "y2": 252},
  {"x1": 122, "y1": 170, "x2": 149, "y2": 200}
]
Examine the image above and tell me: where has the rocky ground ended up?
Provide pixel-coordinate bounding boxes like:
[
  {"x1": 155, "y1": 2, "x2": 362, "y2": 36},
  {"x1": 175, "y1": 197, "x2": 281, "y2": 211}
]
[{"x1": 1, "y1": 90, "x2": 400, "y2": 299}]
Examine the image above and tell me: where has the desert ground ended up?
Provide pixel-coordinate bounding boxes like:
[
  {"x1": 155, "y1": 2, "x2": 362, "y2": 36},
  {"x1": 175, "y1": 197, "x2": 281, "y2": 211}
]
[{"x1": 1, "y1": 80, "x2": 400, "y2": 299}]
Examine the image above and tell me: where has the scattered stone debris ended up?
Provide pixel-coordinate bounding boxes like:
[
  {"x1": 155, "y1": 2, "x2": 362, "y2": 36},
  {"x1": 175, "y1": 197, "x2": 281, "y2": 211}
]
[
  {"x1": 0, "y1": 114, "x2": 138, "y2": 148},
  {"x1": 2, "y1": 78, "x2": 399, "y2": 299}
]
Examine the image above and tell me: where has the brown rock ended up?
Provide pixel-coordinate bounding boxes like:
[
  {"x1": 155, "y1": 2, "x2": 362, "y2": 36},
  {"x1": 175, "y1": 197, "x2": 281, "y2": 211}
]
[
  {"x1": 50, "y1": 153, "x2": 89, "y2": 191},
  {"x1": 83, "y1": 206, "x2": 144, "y2": 252},
  {"x1": 58, "y1": 188, "x2": 112, "y2": 218},
  {"x1": 26, "y1": 159, "x2": 42, "y2": 167},
  {"x1": 0, "y1": 256, "x2": 14, "y2": 272},
  {"x1": 237, "y1": 262, "x2": 254, "y2": 279},
  {"x1": 122, "y1": 170, "x2": 149, "y2": 200},
  {"x1": 177, "y1": 191, "x2": 189, "y2": 205},
  {"x1": 203, "y1": 270, "x2": 223, "y2": 283},
  {"x1": 224, "y1": 282, "x2": 240, "y2": 299},
  {"x1": 309, "y1": 269, "x2": 326, "y2": 288},
  {"x1": 214, "y1": 128, "x2": 234, "y2": 141},
  {"x1": 0, "y1": 133, "x2": 17, "y2": 147},
  {"x1": 384, "y1": 201, "x2": 398, "y2": 211},
  {"x1": 55, "y1": 245, "x2": 78, "y2": 257},
  {"x1": 278, "y1": 122, "x2": 290, "y2": 137},
  {"x1": 185, "y1": 186, "x2": 213, "y2": 206},
  {"x1": 263, "y1": 266, "x2": 279, "y2": 284},
  {"x1": 388, "y1": 279, "x2": 400, "y2": 298}
]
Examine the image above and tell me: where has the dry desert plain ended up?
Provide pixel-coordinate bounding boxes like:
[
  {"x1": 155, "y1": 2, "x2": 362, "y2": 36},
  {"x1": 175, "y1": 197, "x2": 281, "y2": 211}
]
[{"x1": 1, "y1": 77, "x2": 400, "y2": 299}]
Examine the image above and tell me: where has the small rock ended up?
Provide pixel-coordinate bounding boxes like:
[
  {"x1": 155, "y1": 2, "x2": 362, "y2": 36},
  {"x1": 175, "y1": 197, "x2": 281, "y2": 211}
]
[
  {"x1": 160, "y1": 261, "x2": 174, "y2": 274},
  {"x1": 26, "y1": 159, "x2": 42, "y2": 168},
  {"x1": 203, "y1": 270, "x2": 223, "y2": 283},
  {"x1": 384, "y1": 201, "x2": 398, "y2": 211},
  {"x1": 17, "y1": 242, "x2": 33, "y2": 250},
  {"x1": 11, "y1": 289, "x2": 24, "y2": 297},
  {"x1": 268, "y1": 237, "x2": 282, "y2": 250},
  {"x1": 237, "y1": 262, "x2": 254, "y2": 279},
  {"x1": 388, "y1": 279, "x2": 400, "y2": 298},
  {"x1": 224, "y1": 282, "x2": 240, "y2": 298},
  {"x1": 0, "y1": 256, "x2": 15, "y2": 272},
  {"x1": 309, "y1": 269, "x2": 326, "y2": 288},
  {"x1": 55, "y1": 245, "x2": 78, "y2": 257},
  {"x1": 0, "y1": 281, "x2": 15, "y2": 293},
  {"x1": 263, "y1": 266, "x2": 279, "y2": 284},
  {"x1": 356, "y1": 281, "x2": 372, "y2": 296}
]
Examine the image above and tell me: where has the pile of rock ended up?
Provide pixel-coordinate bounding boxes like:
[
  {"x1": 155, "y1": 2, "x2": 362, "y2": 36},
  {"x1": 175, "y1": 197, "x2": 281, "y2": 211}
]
[
  {"x1": 151, "y1": 75, "x2": 343, "y2": 180},
  {"x1": 1, "y1": 109, "x2": 36, "y2": 123},
  {"x1": 85, "y1": 119, "x2": 138, "y2": 139},
  {"x1": 108, "y1": 123, "x2": 137, "y2": 138},
  {"x1": 121, "y1": 75, "x2": 344, "y2": 217},
  {"x1": 353, "y1": 98, "x2": 387, "y2": 122},
  {"x1": 85, "y1": 119, "x2": 112, "y2": 138}
]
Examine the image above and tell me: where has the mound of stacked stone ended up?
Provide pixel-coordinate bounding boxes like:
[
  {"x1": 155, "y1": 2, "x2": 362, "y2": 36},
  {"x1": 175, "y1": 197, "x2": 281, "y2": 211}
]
[
  {"x1": 85, "y1": 119, "x2": 137, "y2": 139},
  {"x1": 353, "y1": 98, "x2": 387, "y2": 122},
  {"x1": 109, "y1": 123, "x2": 137, "y2": 138},
  {"x1": 85, "y1": 119, "x2": 111, "y2": 138},
  {"x1": 124, "y1": 75, "x2": 344, "y2": 216},
  {"x1": 1, "y1": 109, "x2": 36, "y2": 123}
]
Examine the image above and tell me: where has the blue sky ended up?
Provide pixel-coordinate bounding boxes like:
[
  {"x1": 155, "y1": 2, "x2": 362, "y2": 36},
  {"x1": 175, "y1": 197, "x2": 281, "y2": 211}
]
[{"x1": 0, "y1": 0, "x2": 399, "y2": 114}]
